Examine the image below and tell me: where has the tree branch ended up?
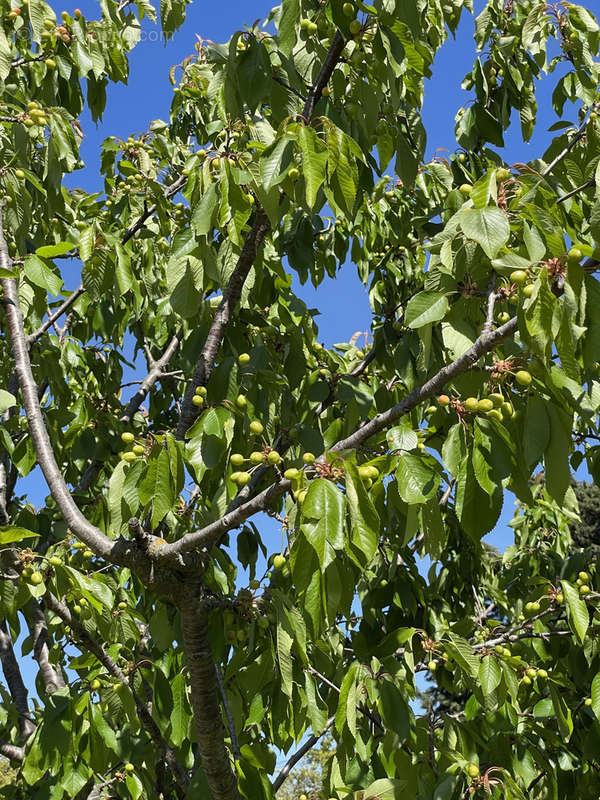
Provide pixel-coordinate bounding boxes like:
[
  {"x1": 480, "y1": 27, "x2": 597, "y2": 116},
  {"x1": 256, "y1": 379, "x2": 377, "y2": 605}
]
[
  {"x1": 44, "y1": 591, "x2": 189, "y2": 794},
  {"x1": 556, "y1": 178, "x2": 595, "y2": 204},
  {"x1": 180, "y1": 599, "x2": 241, "y2": 800},
  {"x1": 175, "y1": 211, "x2": 271, "y2": 439},
  {"x1": 121, "y1": 174, "x2": 187, "y2": 245},
  {"x1": 215, "y1": 663, "x2": 240, "y2": 762},
  {"x1": 159, "y1": 316, "x2": 518, "y2": 560},
  {"x1": 1, "y1": 272, "x2": 131, "y2": 562},
  {"x1": 25, "y1": 600, "x2": 66, "y2": 695},
  {"x1": 481, "y1": 275, "x2": 497, "y2": 337},
  {"x1": 0, "y1": 620, "x2": 35, "y2": 741},
  {"x1": 120, "y1": 329, "x2": 182, "y2": 423},
  {"x1": 26, "y1": 284, "x2": 85, "y2": 347},
  {"x1": 272, "y1": 716, "x2": 334, "y2": 793},
  {"x1": 0, "y1": 738, "x2": 24, "y2": 762},
  {"x1": 302, "y1": 31, "x2": 345, "y2": 120}
]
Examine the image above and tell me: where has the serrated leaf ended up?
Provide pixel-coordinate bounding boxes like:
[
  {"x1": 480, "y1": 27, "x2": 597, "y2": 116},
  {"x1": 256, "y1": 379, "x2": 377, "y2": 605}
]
[
  {"x1": 24, "y1": 255, "x2": 63, "y2": 296},
  {"x1": 478, "y1": 655, "x2": 501, "y2": 695},
  {"x1": 35, "y1": 241, "x2": 76, "y2": 259},
  {"x1": 300, "y1": 479, "x2": 345, "y2": 569},
  {"x1": 0, "y1": 526, "x2": 39, "y2": 544},
  {"x1": 396, "y1": 453, "x2": 440, "y2": 504},
  {"x1": 405, "y1": 291, "x2": 449, "y2": 328},
  {"x1": 561, "y1": 580, "x2": 589, "y2": 644},
  {"x1": 298, "y1": 126, "x2": 327, "y2": 209},
  {"x1": 387, "y1": 423, "x2": 418, "y2": 452},
  {"x1": 460, "y1": 206, "x2": 510, "y2": 258},
  {"x1": 591, "y1": 672, "x2": 600, "y2": 721}
]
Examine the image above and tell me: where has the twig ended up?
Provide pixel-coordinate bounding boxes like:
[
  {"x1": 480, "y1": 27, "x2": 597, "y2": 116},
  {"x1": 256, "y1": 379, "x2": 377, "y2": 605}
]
[
  {"x1": 26, "y1": 285, "x2": 85, "y2": 346},
  {"x1": 0, "y1": 738, "x2": 24, "y2": 762},
  {"x1": 541, "y1": 105, "x2": 598, "y2": 177},
  {"x1": 121, "y1": 174, "x2": 187, "y2": 245},
  {"x1": 272, "y1": 716, "x2": 334, "y2": 793},
  {"x1": 272, "y1": 73, "x2": 306, "y2": 101},
  {"x1": 120, "y1": 330, "x2": 182, "y2": 423},
  {"x1": 215, "y1": 663, "x2": 240, "y2": 761},
  {"x1": 556, "y1": 179, "x2": 595, "y2": 203},
  {"x1": 120, "y1": 370, "x2": 184, "y2": 388},
  {"x1": 25, "y1": 600, "x2": 66, "y2": 694}
]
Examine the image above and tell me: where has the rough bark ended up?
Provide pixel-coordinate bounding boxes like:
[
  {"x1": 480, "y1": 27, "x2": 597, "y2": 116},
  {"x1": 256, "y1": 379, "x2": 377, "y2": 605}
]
[
  {"x1": 181, "y1": 600, "x2": 241, "y2": 800},
  {"x1": 0, "y1": 620, "x2": 35, "y2": 741}
]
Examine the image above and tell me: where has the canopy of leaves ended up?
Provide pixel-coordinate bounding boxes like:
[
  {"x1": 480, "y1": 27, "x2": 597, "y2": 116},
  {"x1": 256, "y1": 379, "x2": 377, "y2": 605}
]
[{"x1": 0, "y1": 0, "x2": 600, "y2": 799}]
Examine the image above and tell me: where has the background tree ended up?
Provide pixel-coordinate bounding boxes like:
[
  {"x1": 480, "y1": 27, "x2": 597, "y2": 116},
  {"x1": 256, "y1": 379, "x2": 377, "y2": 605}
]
[{"x1": 1, "y1": 0, "x2": 600, "y2": 799}]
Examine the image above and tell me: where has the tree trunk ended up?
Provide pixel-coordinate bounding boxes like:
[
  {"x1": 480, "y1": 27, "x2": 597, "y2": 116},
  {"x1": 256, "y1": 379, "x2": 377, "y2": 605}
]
[{"x1": 180, "y1": 600, "x2": 241, "y2": 800}]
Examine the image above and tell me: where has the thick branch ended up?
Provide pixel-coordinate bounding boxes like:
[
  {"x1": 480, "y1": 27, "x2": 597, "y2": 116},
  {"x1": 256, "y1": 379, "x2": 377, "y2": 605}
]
[
  {"x1": 25, "y1": 601, "x2": 65, "y2": 695},
  {"x1": 272, "y1": 717, "x2": 334, "y2": 793},
  {"x1": 181, "y1": 600, "x2": 241, "y2": 800},
  {"x1": 160, "y1": 316, "x2": 518, "y2": 559},
  {"x1": 0, "y1": 738, "x2": 24, "y2": 762},
  {"x1": 26, "y1": 284, "x2": 85, "y2": 346},
  {"x1": 176, "y1": 211, "x2": 270, "y2": 439},
  {"x1": 0, "y1": 620, "x2": 35, "y2": 741}
]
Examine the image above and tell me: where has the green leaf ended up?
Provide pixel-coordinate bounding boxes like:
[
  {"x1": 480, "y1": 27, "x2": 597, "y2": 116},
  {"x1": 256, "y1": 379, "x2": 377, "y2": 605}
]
[
  {"x1": 544, "y1": 404, "x2": 571, "y2": 503},
  {"x1": 0, "y1": 26, "x2": 13, "y2": 80},
  {"x1": 298, "y1": 126, "x2": 327, "y2": 209},
  {"x1": 378, "y1": 679, "x2": 411, "y2": 743},
  {"x1": 170, "y1": 672, "x2": 188, "y2": 747},
  {"x1": 362, "y1": 778, "x2": 407, "y2": 799},
  {"x1": 561, "y1": 580, "x2": 589, "y2": 644},
  {"x1": 549, "y1": 683, "x2": 573, "y2": 740},
  {"x1": 405, "y1": 291, "x2": 449, "y2": 329},
  {"x1": 344, "y1": 463, "x2": 378, "y2": 564},
  {"x1": 300, "y1": 479, "x2": 345, "y2": 569},
  {"x1": 24, "y1": 255, "x2": 63, "y2": 296},
  {"x1": 35, "y1": 241, "x2": 76, "y2": 258},
  {"x1": 335, "y1": 662, "x2": 358, "y2": 735},
  {"x1": 0, "y1": 390, "x2": 16, "y2": 415},
  {"x1": 591, "y1": 672, "x2": 600, "y2": 721},
  {"x1": 478, "y1": 655, "x2": 501, "y2": 695},
  {"x1": 278, "y1": 0, "x2": 298, "y2": 55},
  {"x1": 460, "y1": 206, "x2": 510, "y2": 258},
  {"x1": 0, "y1": 526, "x2": 39, "y2": 544},
  {"x1": 396, "y1": 453, "x2": 440, "y2": 504},
  {"x1": 276, "y1": 619, "x2": 294, "y2": 698},
  {"x1": 387, "y1": 421, "x2": 418, "y2": 452},
  {"x1": 192, "y1": 184, "x2": 218, "y2": 236}
]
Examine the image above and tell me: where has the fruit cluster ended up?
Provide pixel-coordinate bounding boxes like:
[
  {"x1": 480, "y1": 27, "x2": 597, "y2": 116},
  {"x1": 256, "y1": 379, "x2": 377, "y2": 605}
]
[
  {"x1": 119, "y1": 431, "x2": 147, "y2": 462},
  {"x1": 436, "y1": 389, "x2": 520, "y2": 423}
]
